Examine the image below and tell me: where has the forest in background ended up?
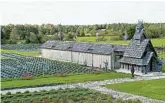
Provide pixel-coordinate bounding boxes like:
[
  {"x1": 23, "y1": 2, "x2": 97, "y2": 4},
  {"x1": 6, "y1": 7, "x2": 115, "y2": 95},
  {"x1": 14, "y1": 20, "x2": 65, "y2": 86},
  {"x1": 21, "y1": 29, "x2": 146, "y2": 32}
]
[{"x1": 1, "y1": 23, "x2": 165, "y2": 44}]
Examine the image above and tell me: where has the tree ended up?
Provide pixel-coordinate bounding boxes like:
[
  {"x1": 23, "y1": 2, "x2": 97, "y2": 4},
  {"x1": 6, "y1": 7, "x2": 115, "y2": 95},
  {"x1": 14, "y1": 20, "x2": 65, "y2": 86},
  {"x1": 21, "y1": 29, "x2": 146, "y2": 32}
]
[
  {"x1": 29, "y1": 32, "x2": 38, "y2": 43},
  {"x1": 80, "y1": 29, "x2": 85, "y2": 36},
  {"x1": 67, "y1": 32, "x2": 73, "y2": 40},
  {"x1": 1, "y1": 26, "x2": 4, "y2": 39},
  {"x1": 2, "y1": 24, "x2": 14, "y2": 39},
  {"x1": 37, "y1": 32, "x2": 49, "y2": 43},
  {"x1": 9, "y1": 27, "x2": 19, "y2": 43},
  {"x1": 127, "y1": 25, "x2": 136, "y2": 39},
  {"x1": 1, "y1": 23, "x2": 165, "y2": 44},
  {"x1": 51, "y1": 33, "x2": 58, "y2": 40}
]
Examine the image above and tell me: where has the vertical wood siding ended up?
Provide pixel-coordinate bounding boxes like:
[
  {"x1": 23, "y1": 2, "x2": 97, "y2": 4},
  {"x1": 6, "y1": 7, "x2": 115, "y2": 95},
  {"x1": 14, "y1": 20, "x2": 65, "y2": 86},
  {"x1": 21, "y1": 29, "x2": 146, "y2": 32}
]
[
  {"x1": 72, "y1": 52, "x2": 79, "y2": 63},
  {"x1": 93, "y1": 54, "x2": 111, "y2": 69},
  {"x1": 78, "y1": 53, "x2": 93, "y2": 66},
  {"x1": 41, "y1": 49, "x2": 112, "y2": 69},
  {"x1": 41, "y1": 49, "x2": 52, "y2": 59},
  {"x1": 60, "y1": 51, "x2": 72, "y2": 61},
  {"x1": 86, "y1": 53, "x2": 93, "y2": 66}
]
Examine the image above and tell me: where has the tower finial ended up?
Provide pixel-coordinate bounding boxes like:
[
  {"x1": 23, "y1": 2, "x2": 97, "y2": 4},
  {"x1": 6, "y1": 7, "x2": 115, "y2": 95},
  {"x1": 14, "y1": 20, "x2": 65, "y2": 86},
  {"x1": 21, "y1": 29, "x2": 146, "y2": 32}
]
[{"x1": 136, "y1": 20, "x2": 144, "y2": 33}]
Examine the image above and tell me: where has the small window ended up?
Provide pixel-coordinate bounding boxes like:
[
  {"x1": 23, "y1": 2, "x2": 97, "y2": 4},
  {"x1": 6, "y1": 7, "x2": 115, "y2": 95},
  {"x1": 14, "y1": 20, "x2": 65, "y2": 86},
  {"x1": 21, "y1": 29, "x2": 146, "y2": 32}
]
[
  {"x1": 87, "y1": 48, "x2": 93, "y2": 52},
  {"x1": 68, "y1": 46, "x2": 72, "y2": 49},
  {"x1": 143, "y1": 51, "x2": 147, "y2": 56}
]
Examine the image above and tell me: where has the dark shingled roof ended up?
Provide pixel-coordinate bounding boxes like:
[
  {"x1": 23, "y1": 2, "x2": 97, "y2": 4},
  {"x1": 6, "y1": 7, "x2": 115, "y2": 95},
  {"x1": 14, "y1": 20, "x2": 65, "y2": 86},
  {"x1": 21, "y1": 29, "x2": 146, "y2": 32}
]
[
  {"x1": 119, "y1": 21, "x2": 158, "y2": 66},
  {"x1": 40, "y1": 40, "x2": 59, "y2": 49},
  {"x1": 133, "y1": 30, "x2": 146, "y2": 40},
  {"x1": 90, "y1": 44, "x2": 115, "y2": 55},
  {"x1": 114, "y1": 45, "x2": 127, "y2": 52},
  {"x1": 119, "y1": 52, "x2": 153, "y2": 65},
  {"x1": 71, "y1": 42, "x2": 93, "y2": 52},
  {"x1": 52, "y1": 41, "x2": 74, "y2": 51},
  {"x1": 123, "y1": 39, "x2": 149, "y2": 58},
  {"x1": 41, "y1": 40, "x2": 127, "y2": 55}
]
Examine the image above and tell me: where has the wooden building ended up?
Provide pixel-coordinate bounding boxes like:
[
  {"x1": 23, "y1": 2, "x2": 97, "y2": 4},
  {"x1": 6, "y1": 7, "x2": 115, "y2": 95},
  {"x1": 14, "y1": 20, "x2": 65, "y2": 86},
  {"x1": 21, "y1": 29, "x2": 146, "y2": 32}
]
[
  {"x1": 119, "y1": 21, "x2": 161, "y2": 74},
  {"x1": 41, "y1": 21, "x2": 162, "y2": 74},
  {"x1": 41, "y1": 41, "x2": 126, "y2": 70}
]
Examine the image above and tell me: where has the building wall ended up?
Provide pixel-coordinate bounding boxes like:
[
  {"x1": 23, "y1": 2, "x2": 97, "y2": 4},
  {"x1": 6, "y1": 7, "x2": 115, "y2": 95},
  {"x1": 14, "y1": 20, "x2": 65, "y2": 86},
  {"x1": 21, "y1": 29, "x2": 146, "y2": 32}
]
[
  {"x1": 72, "y1": 52, "x2": 79, "y2": 63},
  {"x1": 60, "y1": 51, "x2": 72, "y2": 61},
  {"x1": 72, "y1": 52, "x2": 94, "y2": 66},
  {"x1": 41, "y1": 49, "x2": 71, "y2": 62},
  {"x1": 114, "y1": 52, "x2": 124, "y2": 69},
  {"x1": 86, "y1": 53, "x2": 93, "y2": 66},
  {"x1": 120, "y1": 63, "x2": 147, "y2": 73},
  {"x1": 41, "y1": 48, "x2": 112, "y2": 69},
  {"x1": 93, "y1": 54, "x2": 111, "y2": 69},
  {"x1": 51, "y1": 50, "x2": 61, "y2": 60},
  {"x1": 78, "y1": 52, "x2": 86, "y2": 65},
  {"x1": 41, "y1": 49, "x2": 52, "y2": 59},
  {"x1": 78, "y1": 52, "x2": 93, "y2": 66}
]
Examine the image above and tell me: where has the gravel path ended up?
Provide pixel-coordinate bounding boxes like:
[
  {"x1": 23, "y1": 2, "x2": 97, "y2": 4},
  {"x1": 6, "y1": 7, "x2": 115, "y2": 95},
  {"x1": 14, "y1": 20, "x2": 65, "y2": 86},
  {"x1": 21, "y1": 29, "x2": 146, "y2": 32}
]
[{"x1": 1, "y1": 75, "x2": 165, "y2": 103}]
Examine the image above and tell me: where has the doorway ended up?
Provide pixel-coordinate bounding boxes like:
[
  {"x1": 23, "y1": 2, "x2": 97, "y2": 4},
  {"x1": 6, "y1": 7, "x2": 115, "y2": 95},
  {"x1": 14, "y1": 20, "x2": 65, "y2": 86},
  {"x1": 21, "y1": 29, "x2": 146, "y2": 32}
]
[{"x1": 150, "y1": 57, "x2": 155, "y2": 72}]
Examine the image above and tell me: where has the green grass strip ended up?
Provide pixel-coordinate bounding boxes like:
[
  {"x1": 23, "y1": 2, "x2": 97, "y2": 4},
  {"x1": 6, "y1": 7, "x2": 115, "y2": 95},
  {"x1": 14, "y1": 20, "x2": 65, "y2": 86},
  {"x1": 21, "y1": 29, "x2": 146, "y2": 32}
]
[
  {"x1": 2, "y1": 72, "x2": 129, "y2": 89},
  {"x1": 105, "y1": 79, "x2": 165, "y2": 101}
]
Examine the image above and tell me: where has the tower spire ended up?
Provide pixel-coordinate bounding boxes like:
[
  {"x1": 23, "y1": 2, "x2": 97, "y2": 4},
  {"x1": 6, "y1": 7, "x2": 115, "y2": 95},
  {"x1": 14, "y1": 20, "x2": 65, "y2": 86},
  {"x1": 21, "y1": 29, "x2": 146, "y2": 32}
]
[{"x1": 132, "y1": 20, "x2": 146, "y2": 45}]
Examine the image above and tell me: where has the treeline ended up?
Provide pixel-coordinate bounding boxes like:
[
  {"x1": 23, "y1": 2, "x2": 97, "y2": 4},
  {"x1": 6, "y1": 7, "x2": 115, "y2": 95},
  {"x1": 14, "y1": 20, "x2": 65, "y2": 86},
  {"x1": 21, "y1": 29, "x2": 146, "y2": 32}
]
[{"x1": 1, "y1": 23, "x2": 165, "y2": 44}]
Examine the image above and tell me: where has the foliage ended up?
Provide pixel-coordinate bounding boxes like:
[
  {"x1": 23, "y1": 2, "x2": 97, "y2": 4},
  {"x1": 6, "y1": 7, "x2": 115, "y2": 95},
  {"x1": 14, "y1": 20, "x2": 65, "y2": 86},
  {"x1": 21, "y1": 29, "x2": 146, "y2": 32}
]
[
  {"x1": 16, "y1": 92, "x2": 21, "y2": 94},
  {"x1": 24, "y1": 90, "x2": 30, "y2": 93},
  {"x1": 1, "y1": 88, "x2": 141, "y2": 103},
  {"x1": 6, "y1": 92, "x2": 11, "y2": 95},
  {"x1": 126, "y1": 25, "x2": 136, "y2": 39},
  {"x1": 105, "y1": 79, "x2": 165, "y2": 100},
  {"x1": 1, "y1": 23, "x2": 165, "y2": 44}
]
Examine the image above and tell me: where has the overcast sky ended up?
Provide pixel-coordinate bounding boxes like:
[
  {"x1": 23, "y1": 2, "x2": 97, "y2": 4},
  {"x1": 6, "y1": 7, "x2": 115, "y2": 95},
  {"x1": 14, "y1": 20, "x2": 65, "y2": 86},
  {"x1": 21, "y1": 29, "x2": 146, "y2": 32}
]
[{"x1": 0, "y1": 0, "x2": 165, "y2": 25}]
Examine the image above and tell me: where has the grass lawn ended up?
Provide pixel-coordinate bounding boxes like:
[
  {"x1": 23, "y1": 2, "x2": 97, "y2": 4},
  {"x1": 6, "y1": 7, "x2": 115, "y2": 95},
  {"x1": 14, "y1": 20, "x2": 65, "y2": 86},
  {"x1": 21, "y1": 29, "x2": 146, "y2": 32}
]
[
  {"x1": 2, "y1": 72, "x2": 130, "y2": 89},
  {"x1": 77, "y1": 37, "x2": 165, "y2": 47},
  {"x1": 1, "y1": 49, "x2": 40, "y2": 56},
  {"x1": 158, "y1": 52, "x2": 165, "y2": 72},
  {"x1": 163, "y1": 65, "x2": 165, "y2": 72},
  {"x1": 105, "y1": 79, "x2": 165, "y2": 101},
  {"x1": 158, "y1": 53, "x2": 165, "y2": 59}
]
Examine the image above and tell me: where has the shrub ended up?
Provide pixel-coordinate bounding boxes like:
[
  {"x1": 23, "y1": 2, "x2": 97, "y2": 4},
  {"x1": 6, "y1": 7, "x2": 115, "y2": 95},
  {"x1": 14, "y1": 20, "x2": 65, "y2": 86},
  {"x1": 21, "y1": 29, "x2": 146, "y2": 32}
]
[
  {"x1": 50, "y1": 89, "x2": 55, "y2": 91},
  {"x1": 24, "y1": 90, "x2": 29, "y2": 93},
  {"x1": 41, "y1": 90, "x2": 47, "y2": 92},
  {"x1": 16, "y1": 91, "x2": 21, "y2": 94},
  {"x1": 33, "y1": 91, "x2": 38, "y2": 93},
  {"x1": 6, "y1": 92, "x2": 11, "y2": 95},
  {"x1": 15, "y1": 94, "x2": 24, "y2": 98},
  {"x1": 2, "y1": 100, "x2": 11, "y2": 103},
  {"x1": 10, "y1": 100, "x2": 19, "y2": 103}
]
